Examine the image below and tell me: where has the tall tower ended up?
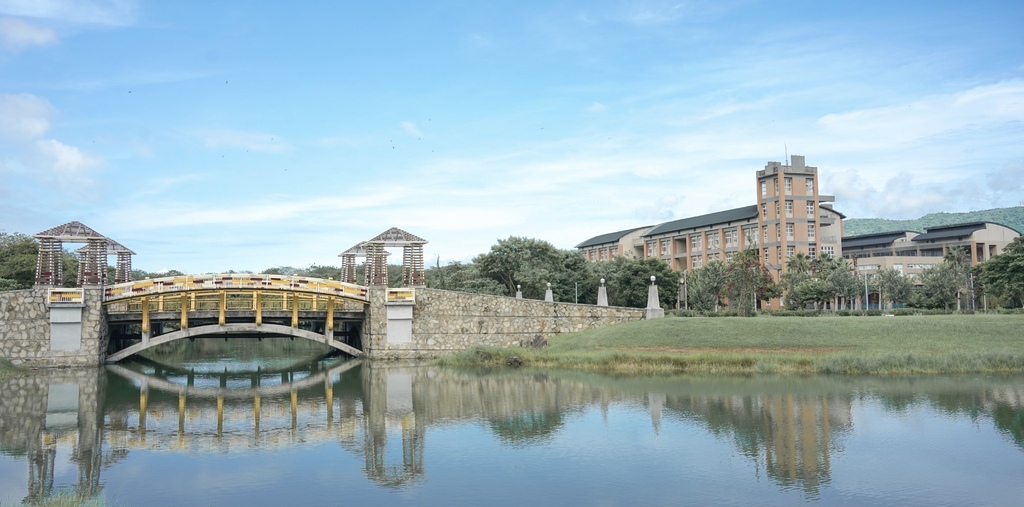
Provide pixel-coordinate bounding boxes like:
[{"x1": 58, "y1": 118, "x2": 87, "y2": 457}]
[{"x1": 755, "y1": 155, "x2": 821, "y2": 308}]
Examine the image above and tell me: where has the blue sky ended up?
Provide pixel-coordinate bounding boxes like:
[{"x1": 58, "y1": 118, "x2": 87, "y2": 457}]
[{"x1": 1, "y1": 0, "x2": 1022, "y2": 273}]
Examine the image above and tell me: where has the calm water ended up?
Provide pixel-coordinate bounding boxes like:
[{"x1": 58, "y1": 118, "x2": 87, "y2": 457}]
[{"x1": 1, "y1": 341, "x2": 1023, "y2": 506}]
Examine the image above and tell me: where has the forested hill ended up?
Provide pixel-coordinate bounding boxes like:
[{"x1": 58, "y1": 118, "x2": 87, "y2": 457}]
[{"x1": 844, "y1": 206, "x2": 1024, "y2": 237}]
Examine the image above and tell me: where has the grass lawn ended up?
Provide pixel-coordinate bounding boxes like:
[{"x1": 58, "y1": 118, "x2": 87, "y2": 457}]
[{"x1": 439, "y1": 314, "x2": 1024, "y2": 374}]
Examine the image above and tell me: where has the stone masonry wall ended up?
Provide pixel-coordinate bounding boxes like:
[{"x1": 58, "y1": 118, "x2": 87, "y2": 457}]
[
  {"x1": 365, "y1": 288, "x2": 645, "y2": 359},
  {"x1": 0, "y1": 288, "x2": 107, "y2": 367}
]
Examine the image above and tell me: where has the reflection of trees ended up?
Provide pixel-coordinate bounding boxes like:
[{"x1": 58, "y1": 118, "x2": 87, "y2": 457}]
[{"x1": 489, "y1": 411, "x2": 565, "y2": 446}]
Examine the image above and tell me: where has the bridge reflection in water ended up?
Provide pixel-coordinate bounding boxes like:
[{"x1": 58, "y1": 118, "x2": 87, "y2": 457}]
[{"x1": 2, "y1": 363, "x2": 1023, "y2": 504}]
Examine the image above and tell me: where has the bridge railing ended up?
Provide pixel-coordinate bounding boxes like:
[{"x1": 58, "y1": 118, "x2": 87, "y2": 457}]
[{"x1": 103, "y1": 273, "x2": 369, "y2": 303}]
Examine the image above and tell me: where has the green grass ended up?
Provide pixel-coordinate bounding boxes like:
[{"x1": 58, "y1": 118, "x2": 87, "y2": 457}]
[{"x1": 438, "y1": 314, "x2": 1024, "y2": 375}]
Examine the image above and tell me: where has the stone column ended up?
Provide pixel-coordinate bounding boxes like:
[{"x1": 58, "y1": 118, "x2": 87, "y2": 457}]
[
  {"x1": 515, "y1": 285, "x2": 522, "y2": 299},
  {"x1": 646, "y1": 276, "x2": 664, "y2": 319},
  {"x1": 597, "y1": 278, "x2": 608, "y2": 307},
  {"x1": 544, "y1": 283, "x2": 553, "y2": 302}
]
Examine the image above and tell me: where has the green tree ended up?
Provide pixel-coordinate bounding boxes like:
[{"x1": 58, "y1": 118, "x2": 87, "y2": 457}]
[
  {"x1": 977, "y1": 236, "x2": 1024, "y2": 308},
  {"x1": 875, "y1": 267, "x2": 914, "y2": 310},
  {"x1": 607, "y1": 257, "x2": 678, "y2": 308},
  {"x1": 426, "y1": 260, "x2": 506, "y2": 296},
  {"x1": 723, "y1": 249, "x2": 778, "y2": 316},
  {"x1": 687, "y1": 260, "x2": 727, "y2": 312},
  {"x1": 474, "y1": 236, "x2": 564, "y2": 297},
  {"x1": 781, "y1": 252, "x2": 814, "y2": 309},
  {"x1": 0, "y1": 232, "x2": 38, "y2": 289}
]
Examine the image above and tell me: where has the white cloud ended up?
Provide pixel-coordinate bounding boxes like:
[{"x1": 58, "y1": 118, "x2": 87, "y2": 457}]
[
  {"x1": 0, "y1": 93, "x2": 54, "y2": 142},
  {"x1": 200, "y1": 130, "x2": 292, "y2": 153},
  {"x1": 33, "y1": 138, "x2": 101, "y2": 174},
  {"x1": 0, "y1": 0, "x2": 139, "y2": 26},
  {"x1": 400, "y1": 121, "x2": 423, "y2": 138},
  {"x1": 586, "y1": 101, "x2": 607, "y2": 113},
  {"x1": 0, "y1": 16, "x2": 55, "y2": 51}
]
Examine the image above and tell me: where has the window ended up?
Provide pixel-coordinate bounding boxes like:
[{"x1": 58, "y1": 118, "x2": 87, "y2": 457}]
[
  {"x1": 776, "y1": 224, "x2": 781, "y2": 241},
  {"x1": 807, "y1": 224, "x2": 815, "y2": 240},
  {"x1": 726, "y1": 252, "x2": 734, "y2": 262},
  {"x1": 784, "y1": 177, "x2": 792, "y2": 195},
  {"x1": 660, "y1": 239, "x2": 669, "y2": 256},
  {"x1": 806, "y1": 177, "x2": 814, "y2": 194},
  {"x1": 725, "y1": 229, "x2": 737, "y2": 247},
  {"x1": 808, "y1": 246, "x2": 816, "y2": 258},
  {"x1": 762, "y1": 203, "x2": 767, "y2": 218},
  {"x1": 746, "y1": 228, "x2": 758, "y2": 246},
  {"x1": 821, "y1": 246, "x2": 835, "y2": 258},
  {"x1": 761, "y1": 181, "x2": 767, "y2": 196},
  {"x1": 776, "y1": 246, "x2": 782, "y2": 262},
  {"x1": 787, "y1": 246, "x2": 794, "y2": 258},
  {"x1": 708, "y1": 231, "x2": 720, "y2": 249},
  {"x1": 690, "y1": 234, "x2": 703, "y2": 251},
  {"x1": 647, "y1": 242, "x2": 655, "y2": 257},
  {"x1": 773, "y1": 178, "x2": 778, "y2": 194},
  {"x1": 692, "y1": 256, "x2": 703, "y2": 269},
  {"x1": 786, "y1": 223, "x2": 794, "y2": 240},
  {"x1": 764, "y1": 248, "x2": 770, "y2": 263},
  {"x1": 598, "y1": 249, "x2": 605, "y2": 261},
  {"x1": 806, "y1": 201, "x2": 814, "y2": 217},
  {"x1": 762, "y1": 225, "x2": 768, "y2": 243},
  {"x1": 785, "y1": 200, "x2": 793, "y2": 218}
]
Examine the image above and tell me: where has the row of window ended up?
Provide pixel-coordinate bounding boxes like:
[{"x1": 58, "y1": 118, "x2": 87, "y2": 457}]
[
  {"x1": 761, "y1": 200, "x2": 817, "y2": 219},
  {"x1": 761, "y1": 177, "x2": 814, "y2": 197}
]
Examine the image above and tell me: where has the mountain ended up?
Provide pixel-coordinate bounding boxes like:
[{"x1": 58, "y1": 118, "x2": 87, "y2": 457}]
[{"x1": 843, "y1": 206, "x2": 1024, "y2": 237}]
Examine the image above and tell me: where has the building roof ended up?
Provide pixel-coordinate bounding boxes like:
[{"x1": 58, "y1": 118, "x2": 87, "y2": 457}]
[
  {"x1": 912, "y1": 222, "x2": 988, "y2": 243},
  {"x1": 841, "y1": 231, "x2": 916, "y2": 250},
  {"x1": 575, "y1": 226, "x2": 651, "y2": 249},
  {"x1": 643, "y1": 205, "x2": 759, "y2": 237},
  {"x1": 34, "y1": 221, "x2": 107, "y2": 240}
]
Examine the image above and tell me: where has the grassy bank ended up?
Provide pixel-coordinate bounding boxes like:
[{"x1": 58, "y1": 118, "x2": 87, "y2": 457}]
[{"x1": 437, "y1": 314, "x2": 1024, "y2": 375}]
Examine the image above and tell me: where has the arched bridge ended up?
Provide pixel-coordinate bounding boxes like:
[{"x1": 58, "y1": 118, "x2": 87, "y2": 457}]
[{"x1": 104, "y1": 273, "x2": 369, "y2": 362}]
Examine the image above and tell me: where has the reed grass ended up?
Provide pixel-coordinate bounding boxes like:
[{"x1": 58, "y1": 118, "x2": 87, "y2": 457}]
[{"x1": 437, "y1": 314, "x2": 1024, "y2": 375}]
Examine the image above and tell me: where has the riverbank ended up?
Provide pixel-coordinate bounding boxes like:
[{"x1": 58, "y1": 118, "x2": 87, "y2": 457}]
[{"x1": 437, "y1": 314, "x2": 1024, "y2": 374}]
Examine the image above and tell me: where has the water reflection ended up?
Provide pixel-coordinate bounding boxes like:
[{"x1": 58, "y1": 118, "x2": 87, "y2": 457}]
[{"x1": 1, "y1": 361, "x2": 1023, "y2": 505}]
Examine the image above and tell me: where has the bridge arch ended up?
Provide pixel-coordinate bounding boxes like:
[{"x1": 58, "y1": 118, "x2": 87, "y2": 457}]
[{"x1": 105, "y1": 323, "x2": 363, "y2": 363}]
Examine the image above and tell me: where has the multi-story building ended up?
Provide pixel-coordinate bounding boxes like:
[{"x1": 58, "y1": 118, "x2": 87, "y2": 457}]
[
  {"x1": 576, "y1": 156, "x2": 845, "y2": 309},
  {"x1": 841, "y1": 222, "x2": 1020, "y2": 279},
  {"x1": 576, "y1": 226, "x2": 650, "y2": 263}
]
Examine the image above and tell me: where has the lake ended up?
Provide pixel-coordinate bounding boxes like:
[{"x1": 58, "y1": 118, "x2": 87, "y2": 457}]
[{"x1": 1, "y1": 340, "x2": 1022, "y2": 506}]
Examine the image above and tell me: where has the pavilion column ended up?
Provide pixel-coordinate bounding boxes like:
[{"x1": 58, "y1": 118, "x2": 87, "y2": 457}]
[
  {"x1": 34, "y1": 238, "x2": 63, "y2": 287},
  {"x1": 116, "y1": 251, "x2": 133, "y2": 283},
  {"x1": 402, "y1": 244, "x2": 425, "y2": 287},
  {"x1": 341, "y1": 253, "x2": 357, "y2": 284},
  {"x1": 365, "y1": 242, "x2": 388, "y2": 286},
  {"x1": 80, "y1": 238, "x2": 108, "y2": 286}
]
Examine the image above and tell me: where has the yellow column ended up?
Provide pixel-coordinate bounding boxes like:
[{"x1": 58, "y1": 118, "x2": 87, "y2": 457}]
[
  {"x1": 326, "y1": 296, "x2": 335, "y2": 331},
  {"x1": 291, "y1": 293, "x2": 299, "y2": 328},
  {"x1": 180, "y1": 292, "x2": 189, "y2": 329},
  {"x1": 325, "y1": 382, "x2": 334, "y2": 425},
  {"x1": 178, "y1": 393, "x2": 186, "y2": 438},
  {"x1": 139, "y1": 385, "x2": 148, "y2": 438},
  {"x1": 290, "y1": 390, "x2": 298, "y2": 430},
  {"x1": 217, "y1": 395, "x2": 224, "y2": 438},
  {"x1": 141, "y1": 296, "x2": 150, "y2": 334},
  {"x1": 255, "y1": 290, "x2": 262, "y2": 326},
  {"x1": 253, "y1": 393, "x2": 261, "y2": 435},
  {"x1": 218, "y1": 290, "x2": 226, "y2": 326}
]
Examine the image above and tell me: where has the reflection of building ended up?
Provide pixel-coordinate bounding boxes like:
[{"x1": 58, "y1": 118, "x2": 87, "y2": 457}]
[
  {"x1": 666, "y1": 392, "x2": 852, "y2": 494},
  {"x1": 577, "y1": 156, "x2": 844, "y2": 309},
  {"x1": 0, "y1": 370, "x2": 107, "y2": 505},
  {"x1": 842, "y1": 222, "x2": 1020, "y2": 278}
]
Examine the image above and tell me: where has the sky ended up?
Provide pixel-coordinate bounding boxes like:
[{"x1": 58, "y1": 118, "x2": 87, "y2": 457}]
[{"x1": 1, "y1": 0, "x2": 1022, "y2": 274}]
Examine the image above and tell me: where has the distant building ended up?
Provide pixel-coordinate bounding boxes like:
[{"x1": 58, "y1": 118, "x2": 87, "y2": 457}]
[
  {"x1": 576, "y1": 155, "x2": 844, "y2": 309},
  {"x1": 575, "y1": 226, "x2": 651, "y2": 262},
  {"x1": 841, "y1": 222, "x2": 1020, "y2": 278}
]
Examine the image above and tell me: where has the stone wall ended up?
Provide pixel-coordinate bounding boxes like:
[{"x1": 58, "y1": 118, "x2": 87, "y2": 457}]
[
  {"x1": 0, "y1": 288, "x2": 107, "y2": 367},
  {"x1": 364, "y1": 288, "x2": 645, "y2": 359}
]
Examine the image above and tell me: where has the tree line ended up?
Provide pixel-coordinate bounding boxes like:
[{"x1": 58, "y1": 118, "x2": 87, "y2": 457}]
[{"x1": 3, "y1": 230, "x2": 1023, "y2": 311}]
